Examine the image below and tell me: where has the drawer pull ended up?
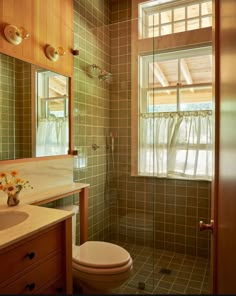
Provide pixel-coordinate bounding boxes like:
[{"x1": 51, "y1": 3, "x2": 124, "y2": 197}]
[
  {"x1": 25, "y1": 283, "x2": 36, "y2": 291},
  {"x1": 25, "y1": 252, "x2": 35, "y2": 260},
  {"x1": 56, "y1": 287, "x2": 63, "y2": 293}
]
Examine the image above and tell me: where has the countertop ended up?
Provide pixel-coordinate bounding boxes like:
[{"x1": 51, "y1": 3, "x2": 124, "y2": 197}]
[
  {"x1": 0, "y1": 182, "x2": 89, "y2": 206},
  {"x1": 0, "y1": 157, "x2": 89, "y2": 205},
  {"x1": 0, "y1": 157, "x2": 89, "y2": 249},
  {"x1": 0, "y1": 204, "x2": 73, "y2": 250}
]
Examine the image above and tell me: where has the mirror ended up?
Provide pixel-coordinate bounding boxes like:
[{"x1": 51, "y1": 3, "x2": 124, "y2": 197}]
[{"x1": 0, "y1": 52, "x2": 70, "y2": 161}]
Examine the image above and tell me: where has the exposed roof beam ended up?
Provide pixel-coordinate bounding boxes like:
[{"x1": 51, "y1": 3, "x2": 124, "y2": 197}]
[
  {"x1": 49, "y1": 85, "x2": 65, "y2": 96},
  {"x1": 150, "y1": 62, "x2": 169, "y2": 87},
  {"x1": 180, "y1": 59, "x2": 194, "y2": 92},
  {"x1": 180, "y1": 59, "x2": 193, "y2": 84},
  {"x1": 150, "y1": 62, "x2": 170, "y2": 94}
]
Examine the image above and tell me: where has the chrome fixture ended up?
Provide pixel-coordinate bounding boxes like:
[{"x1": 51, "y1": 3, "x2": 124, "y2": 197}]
[
  {"x1": 199, "y1": 220, "x2": 214, "y2": 232},
  {"x1": 87, "y1": 64, "x2": 112, "y2": 82},
  {"x1": 92, "y1": 144, "x2": 100, "y2": 151}
]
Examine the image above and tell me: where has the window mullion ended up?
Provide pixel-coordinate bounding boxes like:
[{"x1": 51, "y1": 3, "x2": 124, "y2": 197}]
[
  {"x1": 177, "y1": 58, "x2": 181, "y2": 111},
  {"x1": 171, "y1": 8, "x2": 174, "y2": 34},
  {"x1": 199, "y1": 0, "x2": 202, "y2": 28}
]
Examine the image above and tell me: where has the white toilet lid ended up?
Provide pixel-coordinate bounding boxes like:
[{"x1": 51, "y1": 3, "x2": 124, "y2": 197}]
[{"x1": 73, "y1": 241, "x2": 131, "y2": 268}]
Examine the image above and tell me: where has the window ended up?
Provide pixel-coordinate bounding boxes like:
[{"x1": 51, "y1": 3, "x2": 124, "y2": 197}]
[
  {"x1": 36, "y1": 70, "x2": 69, "y2": 157},
  {"x1": 140, "y1": 47, "x2": 212, "y2": 113},
  {"x1": 138, "y1": 47, "x2": 213, "y2": 180},
  {"x1": 139, "y1": 0, "x2": 212, "y2": 39},
  {"x1": 37, "y1": 71, "x2": 68, "y2": 119}
]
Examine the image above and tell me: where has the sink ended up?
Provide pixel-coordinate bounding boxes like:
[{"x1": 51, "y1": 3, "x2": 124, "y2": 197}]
[{"x1": 0, "y1": 211, "x2": 29, "y2": 231}]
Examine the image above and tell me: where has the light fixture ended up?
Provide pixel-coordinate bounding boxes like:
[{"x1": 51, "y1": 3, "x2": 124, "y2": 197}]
[
  {"x1": 4, "y1": 24, "x2": 29, "y2": 45},
  {"x1": 45, "y1": 45, "x2": 66, "y2": 62}
]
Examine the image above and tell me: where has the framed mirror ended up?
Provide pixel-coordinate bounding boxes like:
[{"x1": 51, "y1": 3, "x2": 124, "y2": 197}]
[{"x1": 0, "y1": 52, "x2": 70, "y2": 161}]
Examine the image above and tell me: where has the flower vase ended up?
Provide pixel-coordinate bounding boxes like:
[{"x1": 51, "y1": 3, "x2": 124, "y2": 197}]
[{"x1": 7, "y1": 192, "x2": 20, "y2": 206}]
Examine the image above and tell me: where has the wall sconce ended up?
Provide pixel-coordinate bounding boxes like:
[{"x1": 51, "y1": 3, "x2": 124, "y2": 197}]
[
  {"x1": 4, "y1": 25, "x2": 29, "y2": 45},
  {"x1": 45, "y1": 45, "x2": 66, "y2": 62}
]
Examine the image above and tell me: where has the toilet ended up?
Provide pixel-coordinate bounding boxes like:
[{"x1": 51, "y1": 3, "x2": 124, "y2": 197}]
[{"x1": 57, "y1": 205, "x2": 133, "y2": 294}]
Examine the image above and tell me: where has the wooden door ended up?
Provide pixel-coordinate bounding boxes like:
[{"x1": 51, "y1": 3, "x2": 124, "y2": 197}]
[{"x1": 213, "y1": 0, "x2": 236, "y2": 293}]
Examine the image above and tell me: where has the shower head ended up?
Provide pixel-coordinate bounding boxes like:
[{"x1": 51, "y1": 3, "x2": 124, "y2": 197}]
[
  {"x1": 87, "y1": 64, "x2": 112, "y2": 82},
  {"x1": 98, "y1": 71, "x2": 112, "y2": 82}
]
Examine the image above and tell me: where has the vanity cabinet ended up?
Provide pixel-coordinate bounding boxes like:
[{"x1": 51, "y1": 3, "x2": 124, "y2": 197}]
[
  {"x1": 0, "y1": 0, "x2": 73, "y2": 76},
  {"x1": 0, "y1": 219, "x2": 72, "y2": 294}
]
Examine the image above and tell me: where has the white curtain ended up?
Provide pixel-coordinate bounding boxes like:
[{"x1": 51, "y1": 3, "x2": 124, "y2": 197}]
[
  {"x1": 36, "y1": 118, "x2": 69, "y2": 157},
  {"x1": 139, "y1": 111, "x2": 212, "y2": 180}
]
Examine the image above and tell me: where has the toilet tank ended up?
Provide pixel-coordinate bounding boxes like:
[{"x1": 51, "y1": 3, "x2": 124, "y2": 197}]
[{"x1": 55, "y1": 205, "x2": 79, "y2": 245}]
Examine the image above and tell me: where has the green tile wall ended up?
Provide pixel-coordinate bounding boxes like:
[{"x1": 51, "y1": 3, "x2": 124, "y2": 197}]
[
  {"x1": 73, "y1": 0, "x2": 111, "y2": 242},
  {"x1": 0, "y1": 54, "x2": 32, "y2": 160},
  {"x1": 15, "y1": 59, "x2": 32, "y2": 159},
  {"x1": 73, "y1": 0, "x2": 211, "y2": 258},
  {"x1": 0, "y1": 54, "x2": 15, "y2": 160},
  {"x1": 109, "y1": 0, "x2": 211, "y2": 258}
]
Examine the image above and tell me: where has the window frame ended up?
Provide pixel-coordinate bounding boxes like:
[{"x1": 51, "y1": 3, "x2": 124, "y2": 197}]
[
  {"x1": 139, "y1": 0, "x2": 213, "y2": 38},
  {"x1": 131, "y1": 0, "x2": 213, "y2": 177}
]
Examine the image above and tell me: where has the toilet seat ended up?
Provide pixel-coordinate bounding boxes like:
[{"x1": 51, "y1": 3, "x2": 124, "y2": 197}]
[{"x1": 72, "y1": 241, "x2": 133, "y2": 275}]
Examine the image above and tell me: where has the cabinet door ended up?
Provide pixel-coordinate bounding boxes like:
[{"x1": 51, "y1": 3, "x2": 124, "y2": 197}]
[{"x1": 0, "y1": 0, "x2": 73, "y2": 76}]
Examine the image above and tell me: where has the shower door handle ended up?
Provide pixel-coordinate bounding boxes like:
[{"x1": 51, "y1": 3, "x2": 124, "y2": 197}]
[{"x1": 199, "y1": 220, "x2": 214, "y2": 232}]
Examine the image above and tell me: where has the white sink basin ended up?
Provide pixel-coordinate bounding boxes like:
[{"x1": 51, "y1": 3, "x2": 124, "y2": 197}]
[{"x1": 0, "y1": 211, "x2": 29, "y2": 231}]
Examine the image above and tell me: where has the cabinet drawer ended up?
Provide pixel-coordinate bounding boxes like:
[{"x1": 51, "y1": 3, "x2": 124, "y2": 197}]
[
  {"x1": 0, "y1": 252, "x2": 63, "y2": 294},
  {"x1": 37, "y1": 276, "x2": 65, "y2": 295},
  {"x1": 0, "y1": 224, "x2": 62, "y2": 284}
]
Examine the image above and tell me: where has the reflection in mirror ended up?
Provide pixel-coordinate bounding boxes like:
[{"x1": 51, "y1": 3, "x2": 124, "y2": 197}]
[
  {"x1": 0, "y1": 53, "x2": 69, "y2": 161},
  {"x1": 35, "y1": 69, "x2": 69, "y2": 157}
]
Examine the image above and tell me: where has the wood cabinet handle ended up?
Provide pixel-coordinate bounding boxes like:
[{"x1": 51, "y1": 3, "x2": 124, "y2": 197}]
[
  {"x1": 25, "y1": 283, "x2": 36, "y2": 291},
  {"x1": 25, "y1": 252, "x2": 35, "y2": 260}
]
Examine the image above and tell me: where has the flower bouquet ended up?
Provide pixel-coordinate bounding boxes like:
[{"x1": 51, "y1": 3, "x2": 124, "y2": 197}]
[{"x1": 0, "y1": 171, "x2": 33, "y2": 206}]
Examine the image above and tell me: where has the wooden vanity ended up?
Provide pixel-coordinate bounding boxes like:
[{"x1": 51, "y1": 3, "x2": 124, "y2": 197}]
[
  {"x1": 0, "y1": 223, "x2": 70, "y2": 294},
  {"x1": 0, "y1": 158, "x2": 90, "y2": 294},
  {"x1": 0, "y1": 205, "x2": 73, "y2": 294}
]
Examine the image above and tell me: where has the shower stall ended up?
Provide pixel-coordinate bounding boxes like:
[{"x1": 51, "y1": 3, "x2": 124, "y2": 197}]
[{"x1": 73, "y1": 0, "x2": 212, "y2": 294}]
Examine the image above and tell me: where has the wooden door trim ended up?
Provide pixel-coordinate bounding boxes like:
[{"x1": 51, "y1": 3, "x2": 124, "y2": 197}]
[{"x1": 212, "y1": 0, "x2": 220, "y2": 293}]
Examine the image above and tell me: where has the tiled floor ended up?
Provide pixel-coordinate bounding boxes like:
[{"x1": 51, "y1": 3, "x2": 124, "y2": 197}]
[{"x1": 112, "y1": 242, "x2": 210, "y2": 295}]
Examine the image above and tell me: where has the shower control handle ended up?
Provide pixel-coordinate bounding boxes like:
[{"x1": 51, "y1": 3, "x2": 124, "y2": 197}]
[
  {"x1": 92, "y1": 144, "x2": 100, "y2": 151},
  {"x1": 199, "y1": 220, "x2": 214, "y2": 232}
]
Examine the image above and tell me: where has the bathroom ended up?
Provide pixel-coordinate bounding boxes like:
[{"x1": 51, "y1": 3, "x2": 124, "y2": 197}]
[{"x1": 0, "y1": 0, "x2": 235, "y2": 294}]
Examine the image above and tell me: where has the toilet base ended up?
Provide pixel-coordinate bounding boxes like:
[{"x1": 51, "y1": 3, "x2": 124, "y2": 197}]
[
  {"x1": 73, "y1": 277, "x2": 113, "y2": 294},
  {"x1": 73, "y1": 266, "x2": 133, "y2": 294}
]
